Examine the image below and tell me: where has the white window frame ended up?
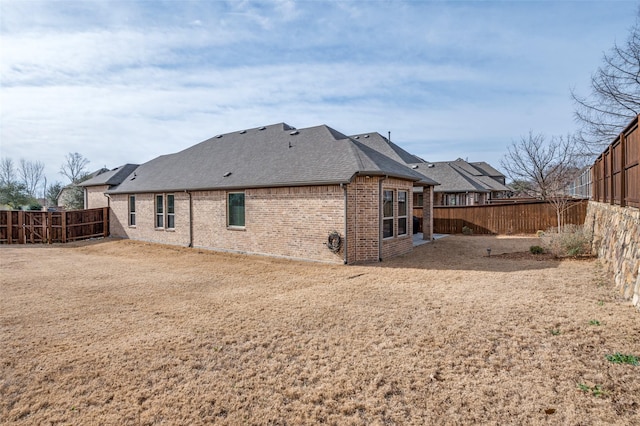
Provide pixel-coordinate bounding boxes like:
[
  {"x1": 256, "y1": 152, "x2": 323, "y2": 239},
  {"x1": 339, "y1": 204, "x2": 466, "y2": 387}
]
[
  {"x1": 155, "y1": 194, "x2": 164, "y2": 229},
  {"x1": 166, "y1": 194, "x2": 175, "y2": 229},
  {"x1": 398, "y1": 190, "x2": 408, "y2": 236},
  {"x1": 128, "y1": 195, "x2": 136, "y2": 227}
]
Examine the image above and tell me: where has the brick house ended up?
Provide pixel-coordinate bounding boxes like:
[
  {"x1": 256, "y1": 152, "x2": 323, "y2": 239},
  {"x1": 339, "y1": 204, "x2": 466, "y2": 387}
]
[
  {"x1": 82, "y1": 123, "x2": 437, "y2": 264},
  {"x1": 79, "y1": 164, "x2": 139, "y2": 209},
  {"x1": 409, "y1": 158, "x2": 511, "y2": 206}
]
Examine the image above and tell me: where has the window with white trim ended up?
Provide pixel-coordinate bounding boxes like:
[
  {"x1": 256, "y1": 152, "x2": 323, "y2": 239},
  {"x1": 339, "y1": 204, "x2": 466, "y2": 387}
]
[
  {"x1": 227, "y1": 192, "x2": 245, "y2": 228},
  {"x1": 166, "y1": 194, "x2": 175, "y2": 229},
  {"x1": 155, "y1": 194, "x2": 164, "y2": 228},
  {"x1": 398, "y1": 191, "x2": 408, "y2": 236},
  {"x1": 383, "y1": 190, "x2": 394, "y2": 238},
  {"x1": 129, "y1": 195, "x2": 136, "y2": 226}
]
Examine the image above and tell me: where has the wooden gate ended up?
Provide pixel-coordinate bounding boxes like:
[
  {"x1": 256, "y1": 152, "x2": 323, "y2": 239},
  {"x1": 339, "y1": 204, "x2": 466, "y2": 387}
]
[{"x1": 0, "y1": 207, "x2": 109, "y2": 244}]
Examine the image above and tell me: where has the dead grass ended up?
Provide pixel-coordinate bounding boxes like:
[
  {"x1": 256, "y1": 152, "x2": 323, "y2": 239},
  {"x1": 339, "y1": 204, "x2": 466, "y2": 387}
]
[{"x1": 1, "y1": 235, "x2": 639, "y2": 425}]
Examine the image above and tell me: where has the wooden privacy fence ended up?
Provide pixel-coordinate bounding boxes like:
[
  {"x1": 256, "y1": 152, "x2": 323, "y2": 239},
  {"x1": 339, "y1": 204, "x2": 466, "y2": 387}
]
[
  {"x1": 592, "y1": 114, "x2": 639, "y2": 208},
  {"x1": 0, "y1": 207, "x2": 109, "y2": 244},
  {"x1": 432, "y1": 200, "x2": 588, "y2": 235}
]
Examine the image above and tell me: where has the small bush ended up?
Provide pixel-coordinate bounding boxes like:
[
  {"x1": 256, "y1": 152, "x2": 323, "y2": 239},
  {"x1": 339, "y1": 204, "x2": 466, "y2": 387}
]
[
  {"x1": 462, "y1": 226, "x2": 473, "y2": 235},
  {"x1": 536, "y1": 230, "x2": 545, "y2": 237},
  {"x1": 542, "y1": 225, "x2": 592, "y2": 257},
  {"x1": 529, "y1": 245, "x2": 544, "y2": 255}
]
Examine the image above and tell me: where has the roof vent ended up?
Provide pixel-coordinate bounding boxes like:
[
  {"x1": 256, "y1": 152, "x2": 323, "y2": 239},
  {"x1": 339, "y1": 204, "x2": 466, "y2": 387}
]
[
  {"x1": 223, "y1": 172, "x2": 232, "y2": 177},
  {"x1": 290, "y1": 130, "x2": 299, "y2": 135},
  {"x1": 258, "y1": 126, "x2": 266, "y2": 130},
  {"x1": 130, "y1": 172, "x2": 137, "y2": 181},
  {"x1": 411, "y1": 165, "x2": 419, "y2": 169},
  {"x1": 239, "y1": 130, "x2": 246, "y2": 134},
  {"x1": 216, "y1": 135, "x2": 223, "y2": 138},
  {"x1": 354, "y1": 136, "x2": 360, "y2": 139},
  {"x1": 364, "y1": 134, "x2": 369, "y2": 138},
  {"x1": 428, "y1": 164, "x2": 435, "y2": 168}
]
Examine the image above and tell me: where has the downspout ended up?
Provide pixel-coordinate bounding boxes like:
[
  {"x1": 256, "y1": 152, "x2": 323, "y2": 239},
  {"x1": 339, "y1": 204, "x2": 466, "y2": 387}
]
[
  {"x1": 378, "y1": 176, "x2": 386, "y2": 262},
  {"x1": 341, "y1": 183, "x2": 348, "y2": 264},
  {"x1": 186, "y1": 190, "x2": 193, "y2": 248}
]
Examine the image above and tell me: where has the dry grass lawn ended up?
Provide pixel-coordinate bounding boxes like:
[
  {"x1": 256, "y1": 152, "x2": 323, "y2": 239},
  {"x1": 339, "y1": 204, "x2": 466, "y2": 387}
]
[{"x1": 1, "y1": 235, "x2": 639, "y2": 425}]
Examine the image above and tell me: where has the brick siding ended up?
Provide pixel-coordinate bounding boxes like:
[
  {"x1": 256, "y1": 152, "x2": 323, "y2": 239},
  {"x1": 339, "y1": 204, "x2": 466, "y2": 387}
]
[
  {"x1": 85, "y1": 186, "x2": 110, "y2": 209},
  {"x1": 109, "y1": 178, "x2": 421, "y2": 264}
]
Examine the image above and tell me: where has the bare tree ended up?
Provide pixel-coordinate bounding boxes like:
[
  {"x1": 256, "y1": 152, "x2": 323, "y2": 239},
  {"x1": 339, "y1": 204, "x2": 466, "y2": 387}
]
[
  {"x1": 60, "y1": 152, "x2": 90, "y2": 183},
  {"x1": 501, "y1": 132, "x2": 580, "y2": 229},
  {"x1": 18, "y1": 159, "x2": 45, "y2": 197},
  {"x1": 572, "y1": 14, "x2": 640, "y2": 156},
  {"x1": 46, "y1": 181, "x2": 64, "y2": 206},
  {"x1": 0, "y1": 157, "x2": 17, "y2": 185}
]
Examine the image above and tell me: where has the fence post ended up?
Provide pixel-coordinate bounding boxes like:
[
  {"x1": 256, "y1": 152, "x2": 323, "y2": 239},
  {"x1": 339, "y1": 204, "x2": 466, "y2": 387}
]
[
  {"x1": 620, "y1": 131, "x2": 626, "y2": 208},
  {"x1": 61, "y1": 211, "x2": 67, "y2": 244},
  {"x1": 17, "y1": 211, "x2": 24, "y2": 243},
  {"x1": 7, "y1": 211, "x2": 12, "y2": 244},
  {"x1": 609, "y1": 145, "x2": 614, "y2": 205},
  {"x1": 102, "y1": 207, "x2": 109, "y2": 238},
  {"x1": 41, "y1": 212, "x2": 46, "y2": 243},
  {"x1": 47, "y1": 211, "x2": 53, "y2": 243}
]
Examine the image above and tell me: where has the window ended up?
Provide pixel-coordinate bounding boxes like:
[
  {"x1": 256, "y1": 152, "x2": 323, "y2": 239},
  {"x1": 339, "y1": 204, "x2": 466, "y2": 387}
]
[
  {"x1": 155, "y1": 194, "x2": 164, "y2": 228},
  {"x1": 166, "y1": 194, "x2": 175, "y2": 229},
  {"x1": 228, "y1": 192, "x2": 245, "y2": 227},
  {"x1": 398, "y1": 191, "x2": 407, "y2": 236},
  {"x1": 415, "y1": 193, "x2": 423, "y2": 207},
  {"x1": 129, "y1": 195, "x2": 136, "y2": 226},
  {"x1": 383, "y1": 190, "x2": 394, "y2": 238},
  {"x1": 154, "y1": 194, "x2": 175, "y2": 229}
]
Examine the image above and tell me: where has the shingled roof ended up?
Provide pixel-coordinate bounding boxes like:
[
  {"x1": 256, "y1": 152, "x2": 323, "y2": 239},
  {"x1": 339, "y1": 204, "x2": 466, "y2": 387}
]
[
  {"x1": 409, "y1": 162, "x2": 488, "y2": 193},
  {"x1": 107, "y1": 123, "x2": 435, "y2": 194},
  {"x1": 349, "y1": 132, "x2": 425, "y2": 164},
  {"x1": 79, "y1": 164, "x2": 140, "y2": 187},
  {"x1": 409, "y1": 159, "x2": 510, "y2": 193}
]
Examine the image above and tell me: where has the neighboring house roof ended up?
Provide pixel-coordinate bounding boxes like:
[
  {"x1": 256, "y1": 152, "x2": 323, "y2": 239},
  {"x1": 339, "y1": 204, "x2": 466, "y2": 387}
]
[
  {"x1": 409, "y1": 162, "x2": 488, "y2": 193},
  {"x1": 470, "y1": 161, "x2": 503, "y2": 179},
  {"x1": 59, "y1": 167, "x2": 110, "y2": 195},
  {"x1": 409, "y1": 159, "x2": 510, "y2": 194},
  {"x1": 349, "y1": 132, "x2": 426, "y2": 165},
  {"x1": 107, "y1": 123, "x2": 435, "y2": 194},
  {"x1": 79, "y1": 164, "x2": 140, "y2": 187}
]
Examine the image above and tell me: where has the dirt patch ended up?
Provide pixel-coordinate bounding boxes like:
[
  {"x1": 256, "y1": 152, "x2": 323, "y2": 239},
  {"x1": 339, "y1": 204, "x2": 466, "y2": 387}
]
[{"x1": 1, "y1": 235, "x2": 639, "y2": 424}]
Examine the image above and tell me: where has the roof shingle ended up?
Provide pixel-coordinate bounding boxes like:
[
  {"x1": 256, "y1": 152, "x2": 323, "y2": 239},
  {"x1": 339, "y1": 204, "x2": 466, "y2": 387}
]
[{"x1": 108, "y1": 123, "x2": 433, "y2": 194}]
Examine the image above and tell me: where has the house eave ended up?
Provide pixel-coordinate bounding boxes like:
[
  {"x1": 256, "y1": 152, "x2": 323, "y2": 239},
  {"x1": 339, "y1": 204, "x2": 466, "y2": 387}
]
[{"x1": 105, "y1": 179, "x2": 355, "y2": 195}]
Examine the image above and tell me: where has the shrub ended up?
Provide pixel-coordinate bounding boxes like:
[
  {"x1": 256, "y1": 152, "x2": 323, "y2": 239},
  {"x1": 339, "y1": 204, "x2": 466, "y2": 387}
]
[
  {"x1": 542, "y1": 225, "x2": 593, "y2": 257},
  {"x1": 536, "y1": 230, "x2": 545, "y2": 237},
  {"x1": 462, "y1": 225, "x2": 473, "y2": 235},
  {"x1": 529, "y1": 245, "x2": 544, "y2": 255}
]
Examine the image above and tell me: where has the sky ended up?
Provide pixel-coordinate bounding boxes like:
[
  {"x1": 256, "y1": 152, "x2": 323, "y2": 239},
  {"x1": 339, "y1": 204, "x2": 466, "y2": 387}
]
[{"x1": 1, "y1": 0, "x2": 638, "y2": 190}]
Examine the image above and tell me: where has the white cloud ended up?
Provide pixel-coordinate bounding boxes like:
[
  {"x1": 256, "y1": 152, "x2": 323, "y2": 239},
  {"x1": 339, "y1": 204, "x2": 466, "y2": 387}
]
[{"x1": 1, "y1": 0, "x2": 637, "y2": 186}]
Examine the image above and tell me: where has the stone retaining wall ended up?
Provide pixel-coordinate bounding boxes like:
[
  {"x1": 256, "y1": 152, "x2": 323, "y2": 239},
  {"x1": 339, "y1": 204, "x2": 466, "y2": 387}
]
[{"x1": 584, "y1": 202, "x2": 640, "y2": 310}]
